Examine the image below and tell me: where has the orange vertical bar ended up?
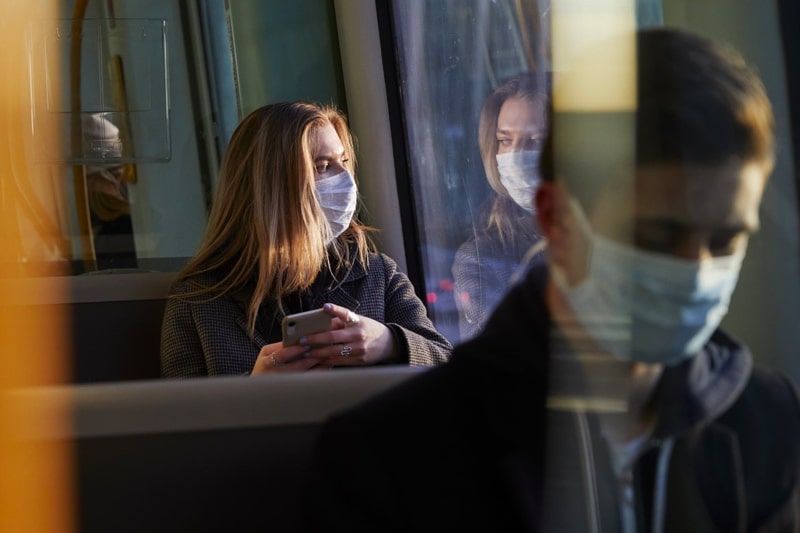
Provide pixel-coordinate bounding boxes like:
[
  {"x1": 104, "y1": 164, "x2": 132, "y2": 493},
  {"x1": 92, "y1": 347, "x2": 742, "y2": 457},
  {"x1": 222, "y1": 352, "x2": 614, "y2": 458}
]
[{"x1": 0, "y1": 1, "x2": 74, "y2": 532}]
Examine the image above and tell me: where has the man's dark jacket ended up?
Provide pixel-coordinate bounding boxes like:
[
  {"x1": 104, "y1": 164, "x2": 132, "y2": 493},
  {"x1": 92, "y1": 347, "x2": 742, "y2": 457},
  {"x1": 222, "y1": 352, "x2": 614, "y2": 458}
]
[{"x1": 302, "y1": 266, "x2": 800, "y2": 532}]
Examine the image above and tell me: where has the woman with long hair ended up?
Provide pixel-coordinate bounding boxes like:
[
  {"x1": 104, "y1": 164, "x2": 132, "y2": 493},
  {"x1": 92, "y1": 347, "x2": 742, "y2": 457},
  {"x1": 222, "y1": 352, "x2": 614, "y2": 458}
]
[
  {"x1": 452, "y1": 73, "x2": 549, "y2": 340},
  {"x1": 161, "y1": 101, "x2": 451, "y2": 376}
]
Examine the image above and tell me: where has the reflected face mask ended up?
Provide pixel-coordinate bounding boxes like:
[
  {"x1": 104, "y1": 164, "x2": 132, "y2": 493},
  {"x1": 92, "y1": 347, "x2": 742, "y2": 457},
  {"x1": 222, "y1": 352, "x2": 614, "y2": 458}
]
[
  {"x1": 552, "y1": 199, "x2": 745, "y2": 366},
  {"x1": 315, "y1": 170, "x2": 357, "y2": 244},
  {"x1": 496, "y1": 150, "x2": 541, "y2": 212}
]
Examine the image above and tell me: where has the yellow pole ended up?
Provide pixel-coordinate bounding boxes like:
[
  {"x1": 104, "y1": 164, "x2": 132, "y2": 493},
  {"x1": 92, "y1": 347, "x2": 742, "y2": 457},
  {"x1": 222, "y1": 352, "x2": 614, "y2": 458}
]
[{"x1": 0, "y1": 0, "x2": 74, "y2": 531}]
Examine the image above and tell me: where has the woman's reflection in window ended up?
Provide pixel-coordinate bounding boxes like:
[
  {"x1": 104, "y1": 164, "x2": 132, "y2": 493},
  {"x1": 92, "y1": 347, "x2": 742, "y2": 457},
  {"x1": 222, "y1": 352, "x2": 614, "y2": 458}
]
[{"x1": 452, "y1": 74, "x2": 549, "y2": 341}]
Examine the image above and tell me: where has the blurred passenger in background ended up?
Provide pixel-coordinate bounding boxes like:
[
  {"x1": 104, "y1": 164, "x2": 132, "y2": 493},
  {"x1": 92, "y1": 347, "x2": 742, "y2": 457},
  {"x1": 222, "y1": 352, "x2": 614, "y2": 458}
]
[
  {"x1": 160, "y1": 101, "x2": 451, "y2": 377},
  {"x1": 303, "y1": 28, "x2": 800, "y2": 532},
  {"x1": 452, "y1": 74, "x2": 549, "y2": 341},
  {"x1": 83, "y1": 113, "x2": 137, "y2": 269}
]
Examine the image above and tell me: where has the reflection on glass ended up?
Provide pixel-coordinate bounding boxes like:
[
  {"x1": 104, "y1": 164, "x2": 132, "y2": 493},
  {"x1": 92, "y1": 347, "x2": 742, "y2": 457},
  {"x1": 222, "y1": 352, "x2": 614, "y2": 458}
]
[
  {"x1": 226, "y1": 0, "x2": 347, "y2": 117},
  {"x1": 82, "y1": 113, "x2": 137, "y2": 270},
  {"x1": 452, "y1": 74, "x2": 548, "y2": 340},
  {"x1": 12, "y1": 1, "x2": 350, "y2": 276},
  {"x1": 389, "y1": 0, "x2": 550, "y2": 342},
  {"x1": 382, "y1": 1, "x2": 800, "y2": 532}
]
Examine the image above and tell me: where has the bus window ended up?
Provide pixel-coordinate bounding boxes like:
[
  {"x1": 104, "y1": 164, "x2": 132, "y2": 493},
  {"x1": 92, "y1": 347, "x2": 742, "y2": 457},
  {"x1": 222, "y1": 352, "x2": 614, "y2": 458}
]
[
  {"x1": 383, "y1": 0, "x2": 800, "y2": 383},
  {"x1": 16, "y1": 0, "x2": 346, "y2": 276},
  {"x1": 384, "y1": 0, "x2": 552, "y2": 342}
]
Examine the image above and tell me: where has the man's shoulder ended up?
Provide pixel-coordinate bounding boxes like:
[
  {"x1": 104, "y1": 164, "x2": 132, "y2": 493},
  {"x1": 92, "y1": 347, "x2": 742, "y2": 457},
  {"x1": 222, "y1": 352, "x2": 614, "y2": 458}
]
[
  {"x1": 709, "y1": 368, "x2": 800, "y2": 527},
  {"x1": 316, "y1": 265, "x2": 549, "y2": 451},
  {"x1": 713, "y1": 366, "x2": 800, "y2": 472},
  {"x1": 326, "y1": 354, "x2": 484, "y2": 430},
  {"x1": 319, "y1": 312, "x2": 549, "y2": 453},
  {"x1": 721, "y1": 366, "x2": 800, "y2": 428},
  {"x1": 479, "y1": 263, "x2": 549, "y2": 339},
  {"x1": 310, "y1": 365, "x2": 472, "y2": 474}
]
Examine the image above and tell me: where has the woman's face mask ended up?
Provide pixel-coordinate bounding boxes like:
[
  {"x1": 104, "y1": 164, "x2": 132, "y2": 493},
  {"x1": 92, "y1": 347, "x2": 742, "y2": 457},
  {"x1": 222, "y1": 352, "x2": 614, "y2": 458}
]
[
  {"x1": 315, "y1": 170, "x2": 357, "y2": 244},
  {"x1": 552, "y1": 198, "x2": 745, "y2": 366},
  {"x1": 496, "y1": 150, "x2": 541, "y2": 212}
]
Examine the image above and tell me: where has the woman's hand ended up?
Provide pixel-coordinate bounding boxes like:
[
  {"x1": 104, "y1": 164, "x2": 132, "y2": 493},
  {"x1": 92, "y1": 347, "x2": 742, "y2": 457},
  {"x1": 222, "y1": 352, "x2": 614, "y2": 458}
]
[
  {"x1": 300, "y1": 303, "x2": 398, "y2": 367},
  {"x1": 250, "y1": 341, "x2": 320, "y2": 375}
]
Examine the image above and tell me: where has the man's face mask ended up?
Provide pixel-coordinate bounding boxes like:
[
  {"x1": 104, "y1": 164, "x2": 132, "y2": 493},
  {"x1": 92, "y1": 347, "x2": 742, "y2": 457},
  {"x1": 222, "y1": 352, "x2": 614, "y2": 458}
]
[
  {"x1": 551, "y1": 197, "x2": 745, "y2": 366},
  {"x1": 316, "y1": 170, "x2": 357, "y2": 244},
  {"x1": 496, "y1": 150, "x2": 541, "y2": 212}
]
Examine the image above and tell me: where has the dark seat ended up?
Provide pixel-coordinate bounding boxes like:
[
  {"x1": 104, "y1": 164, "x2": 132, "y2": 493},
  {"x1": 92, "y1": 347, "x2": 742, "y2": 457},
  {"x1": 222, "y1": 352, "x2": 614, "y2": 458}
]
[
  {"x1": 69, "y1": 271, "x2": 173, "y2": 382},
  {"x1": 10, "y1": 366, "x2": 424, "y2": 532}
]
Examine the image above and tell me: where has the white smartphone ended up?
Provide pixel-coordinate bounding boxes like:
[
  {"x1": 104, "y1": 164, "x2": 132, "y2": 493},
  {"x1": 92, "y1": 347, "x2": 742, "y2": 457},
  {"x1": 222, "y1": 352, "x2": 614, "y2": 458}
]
[{"x1": 281, "y1": 308, "x2": 333, "y2": 347}]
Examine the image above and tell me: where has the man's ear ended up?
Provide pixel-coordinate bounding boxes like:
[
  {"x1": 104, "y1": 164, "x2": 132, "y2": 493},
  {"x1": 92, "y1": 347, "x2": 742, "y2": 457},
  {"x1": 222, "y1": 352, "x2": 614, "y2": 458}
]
[
  {"x1": 536, "y1": 181, "x2": 577, "y2": 270},
  {"x1": 535, "y1": 181, "x2": 569, "y2": 241}
]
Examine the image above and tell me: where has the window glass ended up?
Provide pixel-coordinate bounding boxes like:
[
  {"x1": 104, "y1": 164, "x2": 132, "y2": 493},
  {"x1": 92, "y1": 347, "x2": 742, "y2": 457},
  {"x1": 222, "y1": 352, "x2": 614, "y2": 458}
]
[
  {"x1": 387, "y1": 0, "x2": 800, "y2": 384},
  {"x1": 17, "y1": 0, "x2": 346, "y2": 275},
  {"x1": 226, "y1": 0, "x2": 347, "y2": 119},
  {"x1": 389, "y1": 0, "x2": 551, "y2": 342}
]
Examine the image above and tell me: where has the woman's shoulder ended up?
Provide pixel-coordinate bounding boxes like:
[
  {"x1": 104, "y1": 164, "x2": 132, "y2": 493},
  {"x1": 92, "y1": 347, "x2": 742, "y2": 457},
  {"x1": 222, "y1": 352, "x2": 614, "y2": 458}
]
[
  {"x1": 170, "y1": 271, "x2": 213, "y2": 291},
  {"x1": 357, "y1": 252, "x2": 411, "y2": 282},
  {"x1": 453, "y1": 236, "x2": 480, "y2": 268},
  {"x1": 361, "y1": 251, "x2": 394, "y2": 275},
  {"x1": 168, "y1": 271, "x2": 232, "y2": 301}
]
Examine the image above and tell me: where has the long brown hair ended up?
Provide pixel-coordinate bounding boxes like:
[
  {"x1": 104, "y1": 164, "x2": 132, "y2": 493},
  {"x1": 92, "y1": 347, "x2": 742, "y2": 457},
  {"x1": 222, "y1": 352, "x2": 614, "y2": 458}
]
[
  {"x1": 175, "y1": 102, "x2": 373, "y2": 334},
  {"x1": 478, "y1": 73, "x2": 549, "y2": 244}
]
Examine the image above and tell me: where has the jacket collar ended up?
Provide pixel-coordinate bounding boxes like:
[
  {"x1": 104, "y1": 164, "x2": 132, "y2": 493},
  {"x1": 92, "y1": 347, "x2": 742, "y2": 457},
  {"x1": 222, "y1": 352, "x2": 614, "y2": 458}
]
[{"x1": 651, "y1": 329, "x2": 752, "y2": 439}]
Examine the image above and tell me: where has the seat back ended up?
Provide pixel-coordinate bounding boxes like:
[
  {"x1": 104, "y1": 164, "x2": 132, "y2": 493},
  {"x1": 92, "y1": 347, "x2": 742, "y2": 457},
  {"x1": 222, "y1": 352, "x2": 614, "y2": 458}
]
[
  {"x1": 14, "y1": 272, "x2": 174, "y2": 382},
  {"x1": 11, "y1": 366, "x2": 425, "y2": 532}
]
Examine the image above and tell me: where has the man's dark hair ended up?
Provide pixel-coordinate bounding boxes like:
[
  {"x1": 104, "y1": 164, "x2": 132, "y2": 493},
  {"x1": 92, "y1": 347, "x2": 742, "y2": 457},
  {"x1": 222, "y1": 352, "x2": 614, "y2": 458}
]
[{"x1": 539, "y1": 27, "x2": 774, "y2": 209}]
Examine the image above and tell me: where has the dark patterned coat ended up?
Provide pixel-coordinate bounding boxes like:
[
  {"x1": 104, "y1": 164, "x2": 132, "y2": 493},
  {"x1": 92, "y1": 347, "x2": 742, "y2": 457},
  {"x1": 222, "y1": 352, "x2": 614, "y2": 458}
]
[
  {"x1": 452, "y1": 206, "x2": 544, "y2": 342},
  {"x1": 160, "y1": 253, "x2": 452, "y2": 377}
]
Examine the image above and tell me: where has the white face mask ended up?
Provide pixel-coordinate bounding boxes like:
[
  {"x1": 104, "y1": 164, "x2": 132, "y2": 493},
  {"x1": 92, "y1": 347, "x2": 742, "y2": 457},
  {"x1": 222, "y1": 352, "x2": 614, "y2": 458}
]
[
  {"x1": 552, "y1": 198, "x2": 745, "y2": 366},
  {"x1": 315, "y1": 170, "x2": 357, "y2": 244},
  {"x1": 496, "y1": 150, "x2": 542, "y2": 212}
]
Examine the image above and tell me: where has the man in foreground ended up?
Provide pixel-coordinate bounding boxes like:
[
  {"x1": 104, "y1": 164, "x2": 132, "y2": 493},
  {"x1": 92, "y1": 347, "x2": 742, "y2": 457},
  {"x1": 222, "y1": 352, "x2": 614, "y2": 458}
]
[{"x1": 302, "y1": 27, "x2": 800, "y2": 532}]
